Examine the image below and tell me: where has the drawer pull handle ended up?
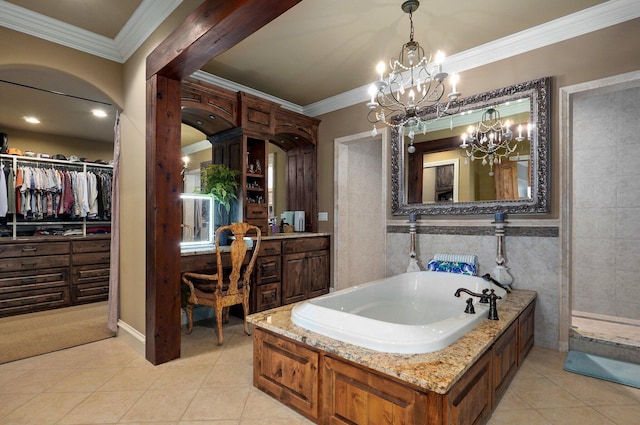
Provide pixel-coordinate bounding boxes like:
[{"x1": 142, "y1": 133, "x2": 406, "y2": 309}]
[
  {"x1": 265, "y1": 247, "x2": 276, "y2": 252},
  {"x1": 101, "y1": 256, "x2": 110, "y2": 261},
  {"x1": 21, "y1": 262, "x2": 37, "y2": 267},
  {"x1": 22, "y1": 247, "x2": 37, "y2": 252}
]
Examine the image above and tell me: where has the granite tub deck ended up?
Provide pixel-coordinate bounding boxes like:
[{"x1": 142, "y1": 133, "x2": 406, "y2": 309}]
[{"x1": 248, "y1": 288, "x2": 536, "y2": 395}]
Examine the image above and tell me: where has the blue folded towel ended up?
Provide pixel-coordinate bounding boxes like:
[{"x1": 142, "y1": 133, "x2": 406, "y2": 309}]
[{"x1": 427, "y1": 260, "x2": 478, "y2": 276}]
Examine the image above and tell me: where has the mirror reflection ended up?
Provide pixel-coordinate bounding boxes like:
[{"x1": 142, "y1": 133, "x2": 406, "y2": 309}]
[
  {"x1": 405, "y1": 97, "x2": 531, "y2": 203},
  {"x1": 391, "y1": 77, "x2": 550, "y2": 216}
]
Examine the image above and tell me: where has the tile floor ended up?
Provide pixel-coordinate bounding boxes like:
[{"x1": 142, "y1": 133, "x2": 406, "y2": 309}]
[{"x1": 0, "y1": 317, "x2": 639, "y2": 425}]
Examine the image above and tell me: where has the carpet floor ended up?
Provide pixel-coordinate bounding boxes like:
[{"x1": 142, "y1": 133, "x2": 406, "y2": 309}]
[{"x1": 0, "y1": 301, "x2": 115, "y2": 364}]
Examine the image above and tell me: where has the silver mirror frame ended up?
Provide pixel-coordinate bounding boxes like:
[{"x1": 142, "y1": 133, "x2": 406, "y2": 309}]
[{"x1": 391, "y1": 76, "x2": 551, "y2": 216}]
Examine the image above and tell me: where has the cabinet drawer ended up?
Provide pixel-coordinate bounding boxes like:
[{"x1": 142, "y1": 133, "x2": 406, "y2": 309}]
[
  {"x1": 254, "y1": 282, "x2": 281, "y2": 312},
  {"x1": 246, "y1": 204, "x2": 268, "y2": 219},
  {"x1": 256, "y1": 255, "x2": 281, "y2": 283},
  {"x1": 0, "y1": 241, "x2": 70, "y2": 258},
  {"x1": 72, "y1": 265, "x2": 110, "y2": 284},
  {"x1": 72, "y1": 238, "x2": 111, "y2": 253},
  {"x1": 0, "y1": 268, "x2": 70, "y2": 317},
  {"x1": 283, "y1": 237, "x2": 329, "y2": 254},
  {"x1": 72, "y1": 252, "x2": 111, "y2": 266},
  {"x1": 0, "y1": 254, "x2": 70, "y2": 272},
  {"x1": 258, "y1": 240, "x2": 281, "y2": 256}
]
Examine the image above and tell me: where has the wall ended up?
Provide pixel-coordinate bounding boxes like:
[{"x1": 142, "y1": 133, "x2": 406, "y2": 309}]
[
  {"x1": 316, "y1": 18, "x2": 640, "y2": 350},
  {"x1": 0, "y1": 27, "x2": 123, "y2": 108}
]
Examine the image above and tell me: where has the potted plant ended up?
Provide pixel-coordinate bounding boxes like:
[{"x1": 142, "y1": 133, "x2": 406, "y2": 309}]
[{"x1": 200, "y1": 164, "x2": 240, "y2": 244}]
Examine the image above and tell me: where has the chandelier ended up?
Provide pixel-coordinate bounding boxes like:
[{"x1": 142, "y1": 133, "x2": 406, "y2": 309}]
[
  {"x1": 459, "y1": 108, "x2": 529, "y2": 176},
  {"x1": 366, "y1": 0, "x2": 461, "y2": 139}
]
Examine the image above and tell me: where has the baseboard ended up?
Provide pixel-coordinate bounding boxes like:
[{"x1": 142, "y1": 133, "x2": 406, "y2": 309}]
[{"x1": 116, "y1": 319, "x2": 146, "y2": 358}]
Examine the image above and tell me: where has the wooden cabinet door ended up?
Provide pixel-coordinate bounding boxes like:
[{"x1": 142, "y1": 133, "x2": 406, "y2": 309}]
[
  {"x1": 446, "y1": 349, "x2": 492, "y2": 425},
  {"x1": 307, "y1": 250, "x2": 329, "y2": 299},
  {"x1": 322, "y1": 356, "x2": 438, "y2": 425},
  {"x1": 253, "y1": 329, "x2": 319, "y2": 421},
  {"x1": 492, "y1": 321, "x2": 518, "y2": 408},
  {"x1": 518, "y1": 301, "x2": 535, "y2": 365},
  {"x1": 282, "y1": 252, "x2": 306, "y2": 304}
]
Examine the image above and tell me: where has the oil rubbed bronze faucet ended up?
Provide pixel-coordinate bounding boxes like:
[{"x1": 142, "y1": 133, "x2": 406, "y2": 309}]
[{"x1": 454, "y1": 288, "x2": 502, "y2": 320}]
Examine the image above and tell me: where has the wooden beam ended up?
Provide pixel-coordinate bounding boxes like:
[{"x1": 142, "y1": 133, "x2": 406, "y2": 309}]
[
  {"x1": 147, "y1": 0, "x2": 302, "y2": 81},
  {"x1": 145, "y1": 74, "x2": 183, "y2": 365},
  {"x1": 145, "y1": 0, "x2": 301, "y2": 364}
]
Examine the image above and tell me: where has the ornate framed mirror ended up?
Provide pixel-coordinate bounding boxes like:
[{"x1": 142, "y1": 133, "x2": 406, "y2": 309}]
[{"x1": 391, "y1": 77, "x2": 550, "y2": 215}]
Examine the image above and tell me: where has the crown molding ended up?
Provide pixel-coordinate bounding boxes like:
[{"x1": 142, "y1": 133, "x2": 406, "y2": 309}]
[
  {"x1": 0, "y1": 0, "x2": 182, "y2": 63},
  {"x1": 303, "y1": 0, "x2": 640, "y2": 117},
  {"x1": 115, "y1": 0, "x2": 183, "y2": 62},
  {"x1": 0, "y1": 0, "x2": 122, "y2": 61}
]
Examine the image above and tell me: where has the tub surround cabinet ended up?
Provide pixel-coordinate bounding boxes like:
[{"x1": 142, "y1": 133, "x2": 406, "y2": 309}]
[
  {"x1": 0, "y1": 236, "x2": 111, "y2": 317},
  {"x1": 249, "y1": 290, "x2": 536, "y2": 425}
]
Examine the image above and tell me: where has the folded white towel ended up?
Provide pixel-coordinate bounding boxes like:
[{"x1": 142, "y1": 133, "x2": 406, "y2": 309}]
[{"x1": 433, "y1": 253, "x2": 478, "y2": 265}]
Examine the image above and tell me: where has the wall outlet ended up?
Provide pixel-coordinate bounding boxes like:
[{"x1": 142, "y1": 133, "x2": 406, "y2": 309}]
[{"x1": 318, "y1": 212, "x2": 329, "y2": 221}]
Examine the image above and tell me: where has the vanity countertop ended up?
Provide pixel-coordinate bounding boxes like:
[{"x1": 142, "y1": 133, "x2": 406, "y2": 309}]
[
  {"x1": 181, "y1": 232, "x2": 330, "y2": 256},
  {"x1": 247, "y1": 288, "x2": 536, "y2": 394},
  {"x1": 260, "y1": 232, "x2": 330, "y2": 240}
]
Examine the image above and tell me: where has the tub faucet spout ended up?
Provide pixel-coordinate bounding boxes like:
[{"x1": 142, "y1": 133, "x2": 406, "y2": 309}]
[{"x1": 454, "y1": 288, "x2": 502, "y2": 320}]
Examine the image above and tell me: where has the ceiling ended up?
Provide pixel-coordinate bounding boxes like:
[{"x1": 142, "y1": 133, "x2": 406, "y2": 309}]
[{"x1": 0, "y1": 0, "x2": 636, "y2": 145}]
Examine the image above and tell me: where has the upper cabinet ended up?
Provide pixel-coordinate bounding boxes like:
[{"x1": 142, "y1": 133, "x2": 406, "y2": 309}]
[{"x1": 181, "y1": 80, "x2": 320, "y2": 233}]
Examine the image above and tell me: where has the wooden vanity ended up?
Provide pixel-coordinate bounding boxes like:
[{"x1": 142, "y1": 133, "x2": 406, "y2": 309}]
[
  {"x1": 248, "y1": 289, "x2": 536, "y2": 425},
  {"x1": 181, "y1": 232, "x2": 330, "y2": 314}
]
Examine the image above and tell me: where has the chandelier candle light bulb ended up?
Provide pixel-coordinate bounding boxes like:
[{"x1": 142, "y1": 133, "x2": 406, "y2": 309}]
[{"x1": 366, "y1": 0, "x2": 461, "y2": 138}]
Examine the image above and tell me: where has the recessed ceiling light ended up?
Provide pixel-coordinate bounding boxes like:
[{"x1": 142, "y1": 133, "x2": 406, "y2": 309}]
[
  {"x1": 23, "y1": 116, "x2": 40, "y2": 124},
  {"x1": 92, "y1": 109, "x2": 107, "y2": 118}
]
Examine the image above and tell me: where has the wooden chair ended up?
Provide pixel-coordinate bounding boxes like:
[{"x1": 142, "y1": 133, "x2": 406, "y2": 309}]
[{"x1": 181, "y1": 222, "x2": 261, "y2": 345}]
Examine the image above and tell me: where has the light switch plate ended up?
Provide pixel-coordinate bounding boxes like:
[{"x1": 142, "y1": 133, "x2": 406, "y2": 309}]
[{"x1": 318, "y1": 212, "x2": 329, "y2": 221}]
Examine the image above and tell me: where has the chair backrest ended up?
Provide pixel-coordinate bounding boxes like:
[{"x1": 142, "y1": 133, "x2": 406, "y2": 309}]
[{"x1": 214, "y1": 222, "x2": 262, "y2": 295}]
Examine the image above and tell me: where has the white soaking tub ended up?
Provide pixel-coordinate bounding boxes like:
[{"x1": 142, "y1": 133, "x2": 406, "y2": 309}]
[{"x1": 291, "y1": 271, "x2": 507, "y2": 354}]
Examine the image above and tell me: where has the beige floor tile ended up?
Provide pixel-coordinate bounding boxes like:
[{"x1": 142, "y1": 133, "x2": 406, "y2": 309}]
[
  {"x1": 119, "y1": 388, "x2": 196, "y2": 423},
  {"x1": 180, "y1": 421, "x2": 238, "y2": 425},
  {"x1": 57, "y1": 390, "x2": 144, "y2": 424},
  {"x1": 149, "y1": 364, "x2": 212, "y2": 390},
  {"x1": 594, "y1": 404, "x2": 640, "y2": 425},
  {"x1": 201, "y1": 359, "x2": 253, "y2": 388},
  {"x1": 513, "y1": 379, "x2": 584, "y2": 409},
  {"x1": 537, "y1": 406, "x2": 616, "y2": 425},
  {"x1": 547, "y1": 372, "x2": 639, "y2": 406},
  {"x1": 487, "y1": 409, "x2": 552, "y2": 425},
  {"x1": 241, "y1": 389, "x2": 311, "y2": 421},
  {"x1": 45, "y1": 367, "x2": 121, "y2": 393},
  {"x1": 0, "y1": 393, "x2": 37, "y2": 419},
  {"x1": 0, "y1": 391, "x2": 89, "y2": 425},
  {"x1": 180, "y1": 387, "x2": 250, "y2": 421},
  {"x1": 98, "y1": 365, "x2": 164, "y2": 391},
  {"x1": 0, "y1": 367, "x2": 74, "y2": 393},
  {"x1": 494, "y1": 391, "x2": 532, "y2": 410}
]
